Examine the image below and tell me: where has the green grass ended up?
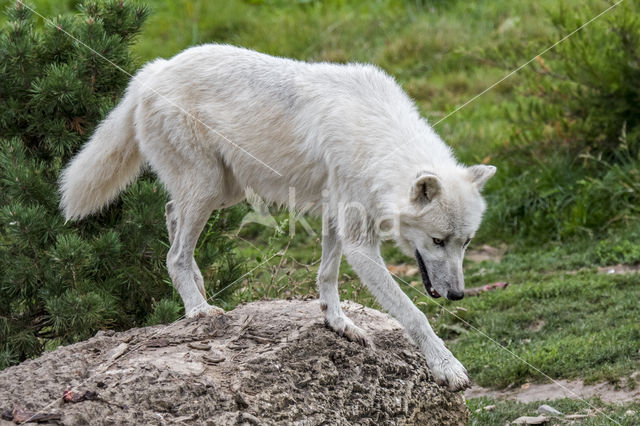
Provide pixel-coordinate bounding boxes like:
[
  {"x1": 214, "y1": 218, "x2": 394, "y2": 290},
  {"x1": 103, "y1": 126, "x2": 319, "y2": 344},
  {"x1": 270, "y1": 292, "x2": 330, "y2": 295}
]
[
  {"x1": 467, "y1": 397, "x2": 640, "y2": 425},
  {"x1": 0, "y1": 0, "x2": 576, "y2": 161},
  {"x1": 445, "y1": 272, "x2": 640, "y2": 387}
]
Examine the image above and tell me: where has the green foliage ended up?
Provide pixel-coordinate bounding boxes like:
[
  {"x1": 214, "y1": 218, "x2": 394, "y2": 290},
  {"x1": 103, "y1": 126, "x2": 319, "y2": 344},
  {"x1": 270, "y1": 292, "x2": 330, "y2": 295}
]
[
  {"x1": 195, "y1": 208, "x2": 248, "y2": 305},
  {"x1": 0, "y1": 1, "x2": 244, "y2": 369},
  {"x1": 512, "y1": 1, "x2": 640, "y2": 159},
  {"x1": 594, "y1": 239, "x2": 640, "y2": 266},
  {"x1": 145, "y1": 298, "x2": 181, "y2": 326},
  {"x1": 481, "y1": 1, "x2": 640, "y2": 242}
]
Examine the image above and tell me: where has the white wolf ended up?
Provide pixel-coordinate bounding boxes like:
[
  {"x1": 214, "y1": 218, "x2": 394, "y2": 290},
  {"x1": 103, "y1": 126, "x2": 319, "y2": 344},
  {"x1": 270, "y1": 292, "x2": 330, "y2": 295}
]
[{"x1": 60, "y1": 44, "x2": 495, "y2": 391}]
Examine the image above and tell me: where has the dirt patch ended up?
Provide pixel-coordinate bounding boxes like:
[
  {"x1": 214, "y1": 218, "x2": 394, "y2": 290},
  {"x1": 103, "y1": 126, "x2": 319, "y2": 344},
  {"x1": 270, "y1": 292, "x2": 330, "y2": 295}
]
[
  {"x1": 544, "y1": 263, "x2": 640, "y2": 276},
  {"x1": 0, "y1": 300, "x2": 468, "y2": 425},
  {"x1": 466, "y1": 372, "x2": 640, "y2": 404},
  {"x1": 465, "y1": 244, "x2": 508, "y2": 263},
  {"x1": 386, "y1": 264, "x2": 419, "y2": 277},
  {"x1": 526, "y1": 319, "x2": 545, "y2": 332},
  {"x1": 597, "y1": 264, "x2": 640, "y2": 275}
]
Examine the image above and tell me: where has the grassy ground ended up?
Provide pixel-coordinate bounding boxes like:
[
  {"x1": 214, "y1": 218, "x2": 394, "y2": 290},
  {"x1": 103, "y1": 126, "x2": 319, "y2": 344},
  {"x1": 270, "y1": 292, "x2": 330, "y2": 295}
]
[
  {"x1": 468, "y1": 397, "x2": 640, "y2": 425},
  {"x1": 3, "y1": 0, "x2": 639, "y2": 424}
]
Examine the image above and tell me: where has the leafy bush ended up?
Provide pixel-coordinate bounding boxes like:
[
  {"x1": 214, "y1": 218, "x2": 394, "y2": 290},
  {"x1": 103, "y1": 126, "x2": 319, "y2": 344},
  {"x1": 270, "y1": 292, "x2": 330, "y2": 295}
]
[
  {"x1": 593, "y1": 238, "x2": 640, "y2": 266},
  {"x1": 0, "y1": 1, "x2": 244, "y2": 369},
  {"x1": 509, "y1": 1, "x2": 640, "y2": 159},
  {"x1": 482, "y1": 1, "x2": 640, "y2": 242}
]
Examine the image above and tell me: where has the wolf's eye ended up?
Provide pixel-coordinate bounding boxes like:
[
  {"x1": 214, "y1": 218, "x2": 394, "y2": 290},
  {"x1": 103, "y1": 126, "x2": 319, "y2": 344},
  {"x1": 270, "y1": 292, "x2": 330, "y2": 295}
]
[
  {"x1": 433, "y1": 238, "x2": 444, "y2": 247},
  {"x1": 464, "y1": 238, "x2": 471, "y2": 247}
]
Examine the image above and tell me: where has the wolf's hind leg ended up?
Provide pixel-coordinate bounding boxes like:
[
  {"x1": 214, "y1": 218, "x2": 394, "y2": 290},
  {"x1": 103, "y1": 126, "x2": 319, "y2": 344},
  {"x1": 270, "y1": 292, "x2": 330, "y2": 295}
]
[
  {"x1": 166, "y1": 201, "x2": 205, "y2": 299},
  {"x1": 317, "y1": 219, "x2": 371, "y2": 347},
  {"x1": 163, "y1": 155, "x2": 244, "y2": 318},
  {"x1": 166, "y1": 193, "x2": 223, "y2": 318}
]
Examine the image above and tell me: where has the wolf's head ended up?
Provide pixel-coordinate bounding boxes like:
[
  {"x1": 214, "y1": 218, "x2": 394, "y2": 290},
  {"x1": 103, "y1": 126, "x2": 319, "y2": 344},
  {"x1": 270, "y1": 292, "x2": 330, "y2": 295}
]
[{"x1": 396, "y1": 165, "x2": 496, "y2": 301}]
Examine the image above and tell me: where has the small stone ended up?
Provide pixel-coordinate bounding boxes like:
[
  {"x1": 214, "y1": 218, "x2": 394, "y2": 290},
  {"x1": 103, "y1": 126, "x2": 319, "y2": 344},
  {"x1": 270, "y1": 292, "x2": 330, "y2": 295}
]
[
  {"x1": 202, "y1": 353, "x2": 226, "y2": 364},
  {"x1": 96, "y1": 342, "x2": 130, "y2": 370},
  {"x1": 537, "y1": 404, "x2": 562, "y2": 416},
  {"x1": 624, "y1": 410, "x2": 636, "y2": 417},
  {"x1": 511, "y1": 415, "x2": 548, "y2": 425},
  {"x1": 187, "y1": 342, "x2": 211, "y2": 351},
  {"x1": 109, "y1": 342, "x2": 129, "y2": 360},
  {"x1": 475, "y1": 404, "x2": 496, "y2": 413}
]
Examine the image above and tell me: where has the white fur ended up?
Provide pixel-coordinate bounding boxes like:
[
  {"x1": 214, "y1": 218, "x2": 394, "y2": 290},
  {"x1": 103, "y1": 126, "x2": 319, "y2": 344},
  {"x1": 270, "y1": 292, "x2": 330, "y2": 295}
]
[{"x1": 59, "y1": 44, "x2": 496, "y2": 391}]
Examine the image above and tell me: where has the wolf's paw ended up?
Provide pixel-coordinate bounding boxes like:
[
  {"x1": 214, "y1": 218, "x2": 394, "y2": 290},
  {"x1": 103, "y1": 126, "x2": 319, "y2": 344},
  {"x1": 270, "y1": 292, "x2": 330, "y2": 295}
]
[
  {"x1": 429, "y1": 356, "x2": 470, "y2": 392},
  {"x1": 324, "y1": 315, "x2": 373, "y2": 347},
  {"x1": 186, "y1": 303, "x2": 224, "y2": 318}
]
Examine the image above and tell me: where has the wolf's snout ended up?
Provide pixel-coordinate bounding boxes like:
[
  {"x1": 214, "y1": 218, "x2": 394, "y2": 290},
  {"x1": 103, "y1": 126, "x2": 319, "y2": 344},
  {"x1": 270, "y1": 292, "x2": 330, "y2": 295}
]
[{"x1": 447, "y1": 289, "x2": 464, "y2": 301}]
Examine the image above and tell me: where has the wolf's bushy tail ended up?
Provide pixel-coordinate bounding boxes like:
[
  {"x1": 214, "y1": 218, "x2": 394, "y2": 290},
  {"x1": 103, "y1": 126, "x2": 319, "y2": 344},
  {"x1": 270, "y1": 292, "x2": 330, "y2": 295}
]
[{"x1": 59, "y1": 89, "x2": 143, "y2": 221}]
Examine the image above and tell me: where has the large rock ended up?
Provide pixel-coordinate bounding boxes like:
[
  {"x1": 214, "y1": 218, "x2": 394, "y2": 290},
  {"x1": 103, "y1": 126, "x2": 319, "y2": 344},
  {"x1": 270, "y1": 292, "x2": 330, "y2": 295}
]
[{"x1": 0, "y1": 300, "x2": 468, "y2": 425}]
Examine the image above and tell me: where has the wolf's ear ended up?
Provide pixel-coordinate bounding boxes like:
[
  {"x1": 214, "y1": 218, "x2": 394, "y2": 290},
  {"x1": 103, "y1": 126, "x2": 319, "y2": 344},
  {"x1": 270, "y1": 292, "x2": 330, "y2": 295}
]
[
  {"x1": 410, "y1": 173, "x2": 441, "y2": 204},
  {"x1": 467, "y1": 165, "x2": 496, "y2": 190}
]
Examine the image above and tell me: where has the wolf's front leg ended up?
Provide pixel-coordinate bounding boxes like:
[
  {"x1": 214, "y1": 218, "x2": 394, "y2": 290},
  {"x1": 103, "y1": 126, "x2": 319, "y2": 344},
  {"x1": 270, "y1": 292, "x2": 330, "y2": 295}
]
[
  {"x1": 344, "y1": 243, "x2": 470, "y2": 391},
  {"x1": 316, "y1": 220, "x2": 371, "y2": 346}
]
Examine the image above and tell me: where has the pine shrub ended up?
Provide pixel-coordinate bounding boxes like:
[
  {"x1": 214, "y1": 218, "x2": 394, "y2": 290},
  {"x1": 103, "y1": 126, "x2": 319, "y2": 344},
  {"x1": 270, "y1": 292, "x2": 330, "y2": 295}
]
[{"x1": 0, "y1": 1, "x2": 245, "y2": 369}]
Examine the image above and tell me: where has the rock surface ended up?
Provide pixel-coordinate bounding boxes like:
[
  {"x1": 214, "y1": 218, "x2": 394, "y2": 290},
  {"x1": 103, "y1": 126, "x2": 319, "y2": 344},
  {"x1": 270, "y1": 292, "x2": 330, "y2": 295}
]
[{"x1": 0, "y1": 300, "x2": 468, "y2": 425}]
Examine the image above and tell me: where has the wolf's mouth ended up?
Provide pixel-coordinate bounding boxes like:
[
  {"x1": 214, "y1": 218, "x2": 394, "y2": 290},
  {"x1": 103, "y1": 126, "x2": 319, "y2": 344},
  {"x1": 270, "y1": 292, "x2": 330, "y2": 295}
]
[{"x1": 415, "y1": 249, "x2": 441, "y2": 298}]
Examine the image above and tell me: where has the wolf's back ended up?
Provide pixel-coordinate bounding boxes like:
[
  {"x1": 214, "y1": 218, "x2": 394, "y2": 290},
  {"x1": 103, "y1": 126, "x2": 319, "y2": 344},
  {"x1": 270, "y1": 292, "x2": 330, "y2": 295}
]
[{"x1": 59, "y1": 86, "x2": 143, "y2": 221}]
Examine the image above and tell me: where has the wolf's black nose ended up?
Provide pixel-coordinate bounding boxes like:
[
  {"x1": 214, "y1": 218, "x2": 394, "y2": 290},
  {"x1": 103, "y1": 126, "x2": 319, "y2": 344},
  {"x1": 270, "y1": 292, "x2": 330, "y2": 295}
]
[{"x1": 447, "y1": 290, "x2": 464, "y2": 301}]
